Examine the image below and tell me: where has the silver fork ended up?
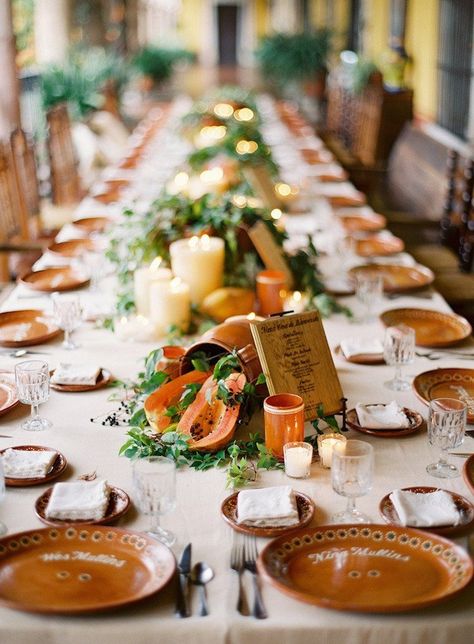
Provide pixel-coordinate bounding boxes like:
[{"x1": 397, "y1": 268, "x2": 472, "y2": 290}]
[
  {"x1": 230, "y1": 535, "x2": 250, "y2": 616},
  {"x1": 244, "y1": 534, "x2": 268, "y2": 619}
]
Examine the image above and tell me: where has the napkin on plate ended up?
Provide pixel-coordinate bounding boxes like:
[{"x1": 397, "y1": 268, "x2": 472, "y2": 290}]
[
  {"x1": 355, "y1": 401, "x2": 410, "y2": 429},
  {"x1": 389, "y1": 489, "x2": 460, "y2": 527},
  {"x1": 340, "y1": 338, "x2": 384, "y2": 359},
  {"x1": 51, "y1": 363, "x2": 102, "y2": 386},
  {"x1": 2, "y1": 448, "x2": 58, "y2": 479},
  {"x1": 236, "y1": 485, "x2": 299, "y2": 528},
  {"x1": 45, "y1": 479, "x2": 110, "y2": 521}
]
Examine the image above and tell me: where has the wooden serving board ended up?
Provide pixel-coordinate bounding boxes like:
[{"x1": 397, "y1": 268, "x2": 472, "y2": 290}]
[{"x1": 248, "y1": 220, "x2": 294, "y2": 288}]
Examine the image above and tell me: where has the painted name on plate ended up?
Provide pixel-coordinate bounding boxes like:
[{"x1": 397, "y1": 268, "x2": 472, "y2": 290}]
[
  {"x1": 39, "y1": 550, "x2": 127, "y2": 567},
  {"x1": 308, "y1": 547, "x2": 410, "y2": 564}
]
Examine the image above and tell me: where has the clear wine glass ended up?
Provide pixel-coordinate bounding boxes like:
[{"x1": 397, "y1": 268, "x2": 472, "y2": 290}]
[
  {"x1": 132, "y1": 456, "x2": 176, "y2": 546},
  {"x1": 331, "y1": 439, "x2": 374, "y2": 524},
  {"x1": 0, "y1": 459, "x2": 6, "y2": 535},
  {"x1": 14, "y1": 360, "x2": 51, "y2": 431},
  {"x1": 52, "y1": 292, "x2": 82, "y2": 350},
  {"x1": 84, "y1": 250, "x2": 105, "y2": 292},
  {"x1": 427, "y1": 398, "x2": 467, "y2": 478},
  {"x1": 383, "y1": 324, "x2": 415, "y2": 390},
  {"x1": 355, "y1": 273, "x2": 383, "y2": 323}
]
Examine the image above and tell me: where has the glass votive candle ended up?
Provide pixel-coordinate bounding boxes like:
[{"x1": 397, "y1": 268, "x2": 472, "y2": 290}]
[
  {"x1": 256, "y1": 270, "x2": 286, "y2": 316},
  {"x1": 283, "y1": 441, "x2": 313, "y2": 478},
  {"x1": 264, "y1": 393, "x2": 305, "y2": 460},
  {"x1": 317, "y1": 433, "x2": 347, "y2": 468}
]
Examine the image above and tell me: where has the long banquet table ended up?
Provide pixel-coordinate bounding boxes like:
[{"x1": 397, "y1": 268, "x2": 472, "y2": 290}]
[{"x1": 0, "y1": 95, "x2": 473, "y2": 644}]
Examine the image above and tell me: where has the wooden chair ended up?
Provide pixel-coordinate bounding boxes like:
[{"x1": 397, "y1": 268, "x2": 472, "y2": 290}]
[
  {"x1": 458, "y1": 160, "x2": 474, "y2": 273},
  {"x1": 10, "y1": 128, "x2": 41, "y2": 236},
  {"x1": 46, "y1": 104, "x2": 81, "y2": 206}
]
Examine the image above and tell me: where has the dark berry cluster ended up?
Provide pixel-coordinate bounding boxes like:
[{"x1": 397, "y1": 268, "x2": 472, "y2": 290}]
[{"x1": 90, "y1": 400, "x2": 133, "y2": 427}]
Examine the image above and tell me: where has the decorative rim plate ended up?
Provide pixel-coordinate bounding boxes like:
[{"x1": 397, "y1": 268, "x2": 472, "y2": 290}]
[
  {"x1": 72, "y1": 216, "x2": 111, "y2": 233},
  {"x1": 379, "y1": 487, "x2": 474, "y2": 537},
  {"x1": 257, "y1": 524, "x2": 473, "y2": 613},
  {"x1": 380, "y1": 308, "x2": 472, "y2": 347},
  {"x1": 346, "y1": 406, "x2": 424, "y2": 437},
  {"x1": 463, "y1": 454, "x2": 474, "y2": 495},
  {"x1": 338, "y1": 212, "x2": 387, "y2": 232},
  {"x1": 50, "y1": 368, "x2": 113, "y2": 393},
  {"x1": 354, "y1": 235, "x2": 405, "y2": 257},
  {"x1": 0, "y1": 310, "x2": 61, "y2": 347},
  {"x1": 48, "y1": 239, "x2": 98, "y2": 258},
  {"x1": 19, "y1": 268, "x2": 90, "y2": 293},
  {"x1": 335, "y1": 345, "x2": 384, "y2": 365},
  {"x1": 35, "y1": 485, "x2": 130, "y2": 527},
  {"x1": 349, "y1": 264, "x2": 435, "y2": 293},
  {"x1": 221, "y1": 491, "x2": 315, "y2": 538},
  {"x1": 0, "y1": 526, "x2": 175, "y2": 614},
  {"x1": 0, "y1": 371, "x2": 19, "y2": 417},
  {"x1": 0, "y1": 446, "x2": 67, "y2": 487},
  {"x1": 412, "y1": 368, "x2": 474, "y2": 423}
]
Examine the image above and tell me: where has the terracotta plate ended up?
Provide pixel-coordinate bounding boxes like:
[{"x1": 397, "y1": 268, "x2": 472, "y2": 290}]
[
  {"x1": 258, "y1": 524, "x2": 473, "y2": 613},
  {"x1": 0, "y1": 526, "x2": 175, "y2": 614},
  {"x1": 335, "y1": 345, "x2": 384, "y2": 365},
  {"x1": 413, "y1": 368, "x2": 474, "y2": 423},
  {"x1": 50, "y1": 368, "x2": 113, "y2": 393},
  {"x1": 0, "y1": 310, "x2": 61, "y2": 347},
  {"x1": 380, "y1": 308, "x2": 472, "y2": 347},
  {"x1": 327, "y1": 193, "x2": 366, "y2": 208},
  {"x1": 0, "y1": 446, "x2": 67, "y2": 487},
  {"x1": 338, "y1": 212, "x2": 387, "y2": 232},
  {"x1": 349, "y1": 264, "x2": 435, "y2": 293},
  {"x1": 318, "y1": 172, "x2": 348, "y2": 183},
  {"x1": 221, "y1": 491, "x2": 315, "y2": 538},
  {"x1": 48, "y1": 239, "x2": 98, "y2": 258},
  {"x1": 379, "y1": 487, "x2": 474, "y2": 537},
  {"x1": 463, "y1": 455, "x2": 474, "y2": 495},
  {"x1": 346, "y1": 406, "x2": 424, "y2": 437},
  {"x1": 19, "y1": 268, "x2": 89, "y2": 293},
  {"x1": 354, "y1": 235, "x2": 405, "y2": 257},
  {"x1": 0, "y1": 371, "x2": 19, "y2": 417},
  {"x1": 35, "y1": 485, "x2": 130, "y2": 527},
  {"x1": 72, "y1": 216, "x2": 111, "y2": 234}
]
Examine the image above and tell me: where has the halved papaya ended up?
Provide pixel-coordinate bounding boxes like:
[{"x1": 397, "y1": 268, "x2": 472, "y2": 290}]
[
  {"x1": 177, "y1": 371, "x2": 247, "y2": 451},
  {"x1": 144, "y1": 370, "x2": 209, "y2": 433}
]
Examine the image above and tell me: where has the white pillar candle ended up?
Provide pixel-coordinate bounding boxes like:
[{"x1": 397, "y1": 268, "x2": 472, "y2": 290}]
[
  {"x1": 134, "y1": 258, "x2": 172, "y2": 316},
  {"x1": 317, "y1": 433, "x2": 347, "y2": 468},
  {"x1": 149, "y1": 277, "x2": 191, "y2": 337},
  {"x1": 170, "y1": 235, "x2": 225, "y2": 305},
  {"x1": 283, "y1": 442, "x2": 313, "y2": 478}
]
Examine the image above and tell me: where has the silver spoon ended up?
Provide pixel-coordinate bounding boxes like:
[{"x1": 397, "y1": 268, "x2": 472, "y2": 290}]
[
  {"x1": 190, "y1": 562, "x2": 214, "y2": 616},
  {"x1": 5, "y1": 349, "x2": 50, "y2": 358}
]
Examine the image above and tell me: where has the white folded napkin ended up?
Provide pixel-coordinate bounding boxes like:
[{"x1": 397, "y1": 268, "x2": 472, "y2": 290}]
[
  {"x1": 389, "y1": 489, "x2": 460, "y2": 527},
  {"x1": 45, "y1": 479, "x2": 110, "y2": 521},
  {"x1": 449, "y1": 435, "x2": 474, "y2": 455},
  {"x1": 51, "y1": 363, "x2": 102, "y2": 386},
  {"x1": 2, "y1": 448, "x2": 58, "y2": 479},
  {"x1": 340, "y1": 338, "x2": 384, "y2": 359},
  {"x1": 312, "y1": 182, "x2": 361, "y2": 198},
  {"x1": 355, "y1": 401, "x2": 410, "y2": 429},
  {"x1": 236, "y1": 485, "x2": 299, "y2": 528}
]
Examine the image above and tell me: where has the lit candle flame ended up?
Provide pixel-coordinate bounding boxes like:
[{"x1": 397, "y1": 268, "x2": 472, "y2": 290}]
[{"x1": 271, "y1": 208, "x2": 282, "y2": 220}]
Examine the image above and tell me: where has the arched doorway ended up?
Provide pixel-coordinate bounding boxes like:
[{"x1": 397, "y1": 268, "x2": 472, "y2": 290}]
[{"x1": 217, "y1": 3, "x2": 239, "y2": 65}]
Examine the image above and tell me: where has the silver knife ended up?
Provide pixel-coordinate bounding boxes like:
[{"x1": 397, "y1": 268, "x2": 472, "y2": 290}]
[{"x1": 175, "y1": 543, "x2": 192, "y2": 618}]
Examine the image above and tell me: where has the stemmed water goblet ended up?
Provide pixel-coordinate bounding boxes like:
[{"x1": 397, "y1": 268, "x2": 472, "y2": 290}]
[
  {"x1": 331, "y1": 439, "x2": 374, "y2": 524},
  {"x1": 52, "y1": 292, "x2": 82, "y2": 350},
  {"x1": 132, "y1": 456, "x2": 176, "y2": 546},
  {"x1": 355, "y1": 273, "x2": 383, "y2": 323},
  {"x1": 426, "y1": 398, "x2": 467, "y2": 478},
  {"x1": 383, "y1": 324, "x2": 415, "y2": 390},
  {"x1": 0, "y1": 459, "x2": 6, "y2": 536},
  {"x1": 14, "y1": 360, "x2": 51, "y2": 431}
]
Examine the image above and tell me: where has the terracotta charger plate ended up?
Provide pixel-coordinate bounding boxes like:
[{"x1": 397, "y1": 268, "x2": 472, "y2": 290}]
[
  {"x1": 338, "y1": 211, "x2": 387, "y2": 232},
  {"x1": 463, "y1": 455, "x2": 474, "y2": 495},
  {"x1": 0, "y1": 526, "x2": 175, "y2": 614},
  {"x1": 327, "y1": 192, "x2": 366, "y2": 208},
  {"x1": 19, "y1": 267, "x2": 90, "y2": 293},
  {"x1": 0, "y1": 310, "x2": 61, "y2": 347},
  {"x1": 0, "y1": 446, "x2": 67, "y2": 487},
  {"x1": 413, "y1": 368, "x2": 474, "y2": 423},
  {"x1": 346, "y1": 406, "x2": 424, "y2": 437},
  {"x1": 380, "y1": 308, "x2": 472, "y2": 348},
  {"x1": 35, "y1": 485, "x2": 130, "y2": 527},
  {"x1": 72, "y1": 216, "x2": 111, "y2": 234},
  {"x1": 335, "y1": 345, "x2": 384, "y2": 365},
  {"x1": 354, "y1": 235, "x2": 405, "y2": 257},
  {"x1": 0, "y1": 371, "x2": 19, "y2": 417},
  {"x1": 221, "y1": 491, "x2": 315, "y2": 538},
  {"x1": 50, "y1": 368, "x2": 113, "y2": 393},
  {"x1": 379, "y1": 487, "x2": 474, "y2": 538},
  {"x1": 48, "y1": 238, "x2": 98, "y2": 258},
  {"x1": 257, "y1": 524, "x2": 473, "y2": 613},
  {"x1": 349, "y1": 263, "x2": 435, "y2": 293}
]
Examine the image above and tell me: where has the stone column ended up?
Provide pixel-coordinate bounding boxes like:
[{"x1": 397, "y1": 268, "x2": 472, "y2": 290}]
[
  {"x1": 34, "y1": 0, "x2": 70, "y2": 65},
  {"x1": 270, "y1": 0, "x2": 298, "y2": 34},
  {"x1": 0, "y1": 0, "x2": 21, "y2": 138}
]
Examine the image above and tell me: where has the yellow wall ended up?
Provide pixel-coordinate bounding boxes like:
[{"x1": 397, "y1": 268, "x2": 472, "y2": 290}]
[
  {"x1": 363, "y1": 0, "x2": 390, "y2": 58},
  {"x1": 178, "y1": 0, "x2": 203, "y2": 53},
  {"x1": 254, "y1": 0, "x2": 268, "y2": 39}
]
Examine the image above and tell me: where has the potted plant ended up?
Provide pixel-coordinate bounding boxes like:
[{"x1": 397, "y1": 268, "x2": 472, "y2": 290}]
[{"x1": 132, "y1": 47, "x2": 194, "y2": 91}]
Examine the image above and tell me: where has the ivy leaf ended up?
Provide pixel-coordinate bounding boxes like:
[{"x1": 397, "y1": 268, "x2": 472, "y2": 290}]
[
  {"x1": 255, "y1": 373, "x2": 266, "y2": 385},
  {"x1": 145, "y1": 348, "x2": 164, "y2": 380}
]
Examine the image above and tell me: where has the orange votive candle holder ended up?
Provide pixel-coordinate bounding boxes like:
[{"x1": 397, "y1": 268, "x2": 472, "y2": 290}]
[
  {"x1": 256, "y1": 270, "x2": 286, "y2": 316},
  {"x1": 263, "y1": 393, "x2": 305, "y2": 460}
]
